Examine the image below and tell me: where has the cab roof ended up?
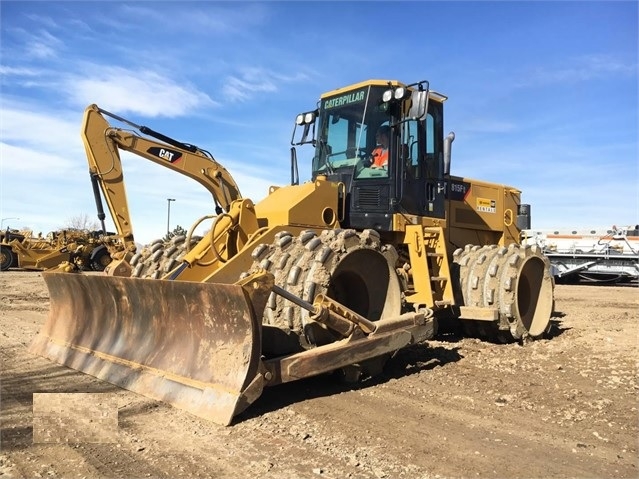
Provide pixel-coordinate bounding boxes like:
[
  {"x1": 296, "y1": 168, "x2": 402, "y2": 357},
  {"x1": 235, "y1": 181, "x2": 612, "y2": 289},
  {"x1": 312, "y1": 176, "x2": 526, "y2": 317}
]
[{"x1": 320, "y1": 79, "x2": 447, "y2": 102}]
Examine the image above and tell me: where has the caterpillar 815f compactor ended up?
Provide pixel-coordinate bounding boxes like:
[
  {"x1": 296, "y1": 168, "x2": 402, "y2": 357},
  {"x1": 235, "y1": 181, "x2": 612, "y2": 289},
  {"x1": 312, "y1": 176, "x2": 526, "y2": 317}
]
[{"x1": 31, "y1": 79, "x2": 554, "y2": 426}]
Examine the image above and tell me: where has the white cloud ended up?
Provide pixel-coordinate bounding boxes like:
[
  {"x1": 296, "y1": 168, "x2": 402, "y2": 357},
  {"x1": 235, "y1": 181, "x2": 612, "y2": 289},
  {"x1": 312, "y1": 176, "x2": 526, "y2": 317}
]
[
  {"x1": 516, "y1": 54, "x2": 637, "y2": 87},
  {"x1": 24, "y1": 14, "x2": 59, "y2": 30},
  {"x1": 223, "y1": 75, "x2": 277, "y2": 102},
  {"x1": 0, "y1": 143, "x2": 76, "y2": 172},
  {"x1": 64, "y1": 67, "x2": 218, "y2": 117},
  {"x1": 0, "y1": 105, "x2": 81, "y2": 154},
  {"x1": 223, "y1": 67, "x2": 309, "y2": 102},
  {"x1": 0, "y1": 66, "x2": 42, "y2": 76},
  {"x1": 23, "y1": 29, "x2": 64, "y2": 59},
  {"x1": 116, "y1": 3, "x2": 268, "y2": 35},
  {"x1": 25, "y1": 42, "x2": 56, "y2": 59}
]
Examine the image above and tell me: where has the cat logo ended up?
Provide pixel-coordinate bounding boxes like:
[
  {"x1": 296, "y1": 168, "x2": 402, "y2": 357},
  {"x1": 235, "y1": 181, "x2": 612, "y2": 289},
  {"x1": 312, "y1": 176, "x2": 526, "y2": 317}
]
[{"x1": 147, "y1": 147, "x2": 182, "y2": 164}]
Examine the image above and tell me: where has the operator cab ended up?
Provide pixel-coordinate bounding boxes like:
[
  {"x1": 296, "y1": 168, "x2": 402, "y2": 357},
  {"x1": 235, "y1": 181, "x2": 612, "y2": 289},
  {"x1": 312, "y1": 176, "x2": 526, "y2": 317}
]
[{"x1": 291, "y1": 80, "x2": 452, "y2": 232}]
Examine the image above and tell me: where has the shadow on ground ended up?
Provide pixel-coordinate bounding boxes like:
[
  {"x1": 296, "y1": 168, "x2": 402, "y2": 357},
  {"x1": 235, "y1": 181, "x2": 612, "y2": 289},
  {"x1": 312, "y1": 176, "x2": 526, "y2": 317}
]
[{"x1": 235, "y1": 343, "x2": 462, "y2": 424}]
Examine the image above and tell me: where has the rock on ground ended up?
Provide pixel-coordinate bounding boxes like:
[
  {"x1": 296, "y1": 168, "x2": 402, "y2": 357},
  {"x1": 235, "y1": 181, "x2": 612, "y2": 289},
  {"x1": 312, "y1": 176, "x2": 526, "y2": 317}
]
[{"x1": 1, "y1": 271, "x2": 637, "y2": 478}]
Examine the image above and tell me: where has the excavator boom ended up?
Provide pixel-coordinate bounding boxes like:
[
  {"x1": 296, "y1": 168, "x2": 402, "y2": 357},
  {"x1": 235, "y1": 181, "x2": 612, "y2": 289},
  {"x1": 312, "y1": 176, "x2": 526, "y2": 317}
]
[{"x1": 82, "y1": 104, "x2": 243, "y2": 262}]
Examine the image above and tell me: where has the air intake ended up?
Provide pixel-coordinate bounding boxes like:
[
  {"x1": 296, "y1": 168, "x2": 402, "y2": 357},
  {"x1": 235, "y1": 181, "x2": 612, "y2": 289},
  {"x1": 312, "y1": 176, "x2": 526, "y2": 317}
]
[{"x1": 357, "y1": 188, "x2": 381, "y2": 208}]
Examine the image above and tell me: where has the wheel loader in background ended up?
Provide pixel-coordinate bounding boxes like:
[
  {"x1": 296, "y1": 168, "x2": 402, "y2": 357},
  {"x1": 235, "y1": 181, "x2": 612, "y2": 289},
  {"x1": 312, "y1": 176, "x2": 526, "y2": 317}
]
[
  {"x1": 0, "y1": 227, "x2": 112, "y2": 272},
  {"x1": 30, "y1": 79, "x2": 554, "y2": 426}
]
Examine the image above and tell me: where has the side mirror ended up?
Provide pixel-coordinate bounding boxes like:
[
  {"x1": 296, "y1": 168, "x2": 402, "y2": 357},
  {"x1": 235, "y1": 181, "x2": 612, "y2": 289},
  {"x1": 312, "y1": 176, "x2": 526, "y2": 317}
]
[
  {"x1": 290, "y1": 147, "x2": 299, "y2": 185},
  {"x1": 407, "y1": 90, "x2": 429, "y2": 120}
]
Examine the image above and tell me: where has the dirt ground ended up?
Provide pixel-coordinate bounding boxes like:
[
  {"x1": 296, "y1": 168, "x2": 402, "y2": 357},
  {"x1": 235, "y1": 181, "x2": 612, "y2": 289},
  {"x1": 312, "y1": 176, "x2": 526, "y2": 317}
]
[{"x1": 1, "y1": 270, "x2": 637, "y2": 479}]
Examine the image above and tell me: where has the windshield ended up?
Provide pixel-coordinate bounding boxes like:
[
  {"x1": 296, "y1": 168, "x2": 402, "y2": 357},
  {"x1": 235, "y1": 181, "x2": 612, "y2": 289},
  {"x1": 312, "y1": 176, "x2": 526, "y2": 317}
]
[{"x1": 313, "y1": 85, "x2": 391, "y2": 179}]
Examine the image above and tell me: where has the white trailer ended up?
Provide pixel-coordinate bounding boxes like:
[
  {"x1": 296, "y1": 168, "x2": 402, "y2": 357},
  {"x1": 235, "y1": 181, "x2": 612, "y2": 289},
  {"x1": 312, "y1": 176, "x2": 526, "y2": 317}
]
[{"x1": 522, "y1": 225, "x2": 639, "y2": 283}]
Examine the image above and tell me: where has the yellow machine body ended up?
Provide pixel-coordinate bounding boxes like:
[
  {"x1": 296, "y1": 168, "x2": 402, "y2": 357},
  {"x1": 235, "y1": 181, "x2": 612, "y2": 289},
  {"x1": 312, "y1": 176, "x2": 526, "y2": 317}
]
[{"x1": 31, "y1": 80, "x2": 553, "y2": 425}]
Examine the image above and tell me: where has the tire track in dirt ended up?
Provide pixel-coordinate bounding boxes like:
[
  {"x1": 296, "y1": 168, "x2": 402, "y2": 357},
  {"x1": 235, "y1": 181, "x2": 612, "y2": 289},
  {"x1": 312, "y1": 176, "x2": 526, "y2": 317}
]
[{"x1": 1, "y1": 271, "x2": 637, "y2": 478}]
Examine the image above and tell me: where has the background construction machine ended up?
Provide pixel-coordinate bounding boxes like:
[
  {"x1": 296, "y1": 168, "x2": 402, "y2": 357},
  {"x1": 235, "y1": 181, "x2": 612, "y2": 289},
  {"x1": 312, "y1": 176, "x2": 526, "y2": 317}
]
[
  {"x1": 0, "y1": 227, "x2": 113, "y2": 272},
  {"x1": 31, "y1": 79, "x2": 554, "y2": 426},
  {"x1": 523, "y1": 225, "x2": 639, "y2": 284}
]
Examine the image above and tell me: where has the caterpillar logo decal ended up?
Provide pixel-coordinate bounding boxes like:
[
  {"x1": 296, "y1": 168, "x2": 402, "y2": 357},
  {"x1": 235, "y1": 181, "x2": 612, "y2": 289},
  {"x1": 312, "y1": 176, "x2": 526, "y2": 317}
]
[
  {"x1": 323, "y1": 89, "x2": 366, "y2": 110},
  {"x1": 147, "y1": 147, "x2": 182, "y2": 164}
]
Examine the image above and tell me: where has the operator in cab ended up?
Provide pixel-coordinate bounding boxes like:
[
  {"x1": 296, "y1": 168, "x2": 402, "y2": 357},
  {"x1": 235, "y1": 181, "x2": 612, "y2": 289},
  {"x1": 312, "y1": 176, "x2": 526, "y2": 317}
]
[{"x1": 370, "y1": 125, "x2": 390, "y2": 169}]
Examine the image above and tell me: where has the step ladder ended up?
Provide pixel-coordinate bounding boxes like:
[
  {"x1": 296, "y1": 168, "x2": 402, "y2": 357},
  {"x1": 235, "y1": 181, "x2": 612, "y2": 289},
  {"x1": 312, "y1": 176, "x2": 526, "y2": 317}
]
[{"x1": 404, "y1": 225, "x2": 455, "y2": 309}]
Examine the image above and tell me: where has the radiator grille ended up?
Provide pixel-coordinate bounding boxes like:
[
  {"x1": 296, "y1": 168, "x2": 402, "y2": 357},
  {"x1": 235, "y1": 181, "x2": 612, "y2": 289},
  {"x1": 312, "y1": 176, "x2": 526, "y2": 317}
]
[{"x1": 358, "y1": 188, "x2": 381, "y2": 208}]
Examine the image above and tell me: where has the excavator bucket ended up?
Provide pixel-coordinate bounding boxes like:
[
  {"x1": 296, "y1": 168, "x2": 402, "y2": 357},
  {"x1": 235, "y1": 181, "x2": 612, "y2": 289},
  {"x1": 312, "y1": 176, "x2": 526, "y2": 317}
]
[{"x1": 29, "y1": 271, "x2": 273, "y2": 426}]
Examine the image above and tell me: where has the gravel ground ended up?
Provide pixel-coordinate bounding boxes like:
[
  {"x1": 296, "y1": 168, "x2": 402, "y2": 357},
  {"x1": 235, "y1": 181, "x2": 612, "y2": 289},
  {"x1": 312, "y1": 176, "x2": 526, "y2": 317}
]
[{"x1": 1, "y1": 271, "x2": 637, "y2": 478}]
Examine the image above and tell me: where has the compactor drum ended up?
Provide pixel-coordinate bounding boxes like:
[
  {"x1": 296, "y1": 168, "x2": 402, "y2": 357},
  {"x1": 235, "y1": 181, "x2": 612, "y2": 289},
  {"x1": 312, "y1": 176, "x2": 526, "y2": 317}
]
[
  {"x1": 130, "y1": 235, "x2": 203, "y2": 279},
  {"x1": 453, "y1": 244, "x2": 554, "y2": 341},
  {"x1": 245, "y1": 228, "x2": 402, "y2": 354},
  {"x1": 30, "y1": 79, "x2": 554, "y2": 425}
]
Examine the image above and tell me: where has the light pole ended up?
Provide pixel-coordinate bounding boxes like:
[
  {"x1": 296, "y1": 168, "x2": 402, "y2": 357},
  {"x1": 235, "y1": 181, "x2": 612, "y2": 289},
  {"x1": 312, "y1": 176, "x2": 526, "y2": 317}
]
[
  {"x1": 0, "y1": 217, "x2": 20, "y2": 229},
  {"x1": 166, "y1": 199, "x2": 175, "y2": 234}
]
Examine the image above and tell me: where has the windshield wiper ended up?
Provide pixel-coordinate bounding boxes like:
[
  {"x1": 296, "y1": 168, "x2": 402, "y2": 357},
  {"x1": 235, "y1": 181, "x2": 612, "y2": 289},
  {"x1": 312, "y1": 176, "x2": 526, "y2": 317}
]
[{"x1": 318, "y1": 139, "x2": 335, "y2": 174}]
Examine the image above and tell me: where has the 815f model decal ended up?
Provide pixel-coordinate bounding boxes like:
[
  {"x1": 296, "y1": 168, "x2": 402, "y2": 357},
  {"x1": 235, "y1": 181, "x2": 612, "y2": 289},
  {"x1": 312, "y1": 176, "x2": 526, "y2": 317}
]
[{"x1": 448, "y1": 180, "x2": 471, "y2": 201}]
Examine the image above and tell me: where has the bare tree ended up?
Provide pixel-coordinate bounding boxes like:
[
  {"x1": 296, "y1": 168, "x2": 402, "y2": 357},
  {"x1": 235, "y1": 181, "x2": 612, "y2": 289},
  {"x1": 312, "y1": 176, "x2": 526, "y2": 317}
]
[{"x1": 64, "y1": 214, "x2": 100, "y2": 231}]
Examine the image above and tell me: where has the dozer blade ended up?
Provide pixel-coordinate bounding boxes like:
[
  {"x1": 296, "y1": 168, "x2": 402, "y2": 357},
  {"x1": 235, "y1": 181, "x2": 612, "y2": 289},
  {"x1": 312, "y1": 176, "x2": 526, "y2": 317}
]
[{"x1": 29, "y1": 271, "x2": 272, "y2": 426}]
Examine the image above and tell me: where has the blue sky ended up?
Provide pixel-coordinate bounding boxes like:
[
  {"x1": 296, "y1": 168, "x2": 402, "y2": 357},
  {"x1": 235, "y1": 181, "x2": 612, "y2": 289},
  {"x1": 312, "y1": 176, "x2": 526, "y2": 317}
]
[{"x1": 1, "y1": 1, "x2": 637, "y2": 244}]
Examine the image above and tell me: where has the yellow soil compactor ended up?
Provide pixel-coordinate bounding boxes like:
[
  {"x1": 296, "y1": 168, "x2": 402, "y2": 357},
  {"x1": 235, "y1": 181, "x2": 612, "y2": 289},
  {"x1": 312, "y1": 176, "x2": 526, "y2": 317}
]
[
  {"x1": 1, "y1": 228, "x2": 112, "y2": 272},
  {"x1": 30, "y1": 79, "x2": 554, "y2": 425}
]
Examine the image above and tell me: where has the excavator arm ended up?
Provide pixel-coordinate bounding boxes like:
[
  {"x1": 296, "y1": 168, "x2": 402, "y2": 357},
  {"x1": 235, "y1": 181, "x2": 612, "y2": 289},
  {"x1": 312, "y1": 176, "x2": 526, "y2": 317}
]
[{"x1": 82, "y1": 104, "x2": 243, "y2": 266}]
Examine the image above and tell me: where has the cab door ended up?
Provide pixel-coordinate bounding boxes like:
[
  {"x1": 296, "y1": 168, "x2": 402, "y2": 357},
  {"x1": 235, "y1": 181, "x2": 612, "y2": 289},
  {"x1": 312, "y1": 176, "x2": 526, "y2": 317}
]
[{"x1": 400, "y1": 102, "x2": 445, "y2": 219}]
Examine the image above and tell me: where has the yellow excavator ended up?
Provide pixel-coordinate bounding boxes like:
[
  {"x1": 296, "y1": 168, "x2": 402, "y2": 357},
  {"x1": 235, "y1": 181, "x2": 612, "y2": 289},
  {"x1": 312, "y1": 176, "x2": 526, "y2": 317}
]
[{"x1": 30, "y1": 79, "x2": 554, "y2": 425}]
